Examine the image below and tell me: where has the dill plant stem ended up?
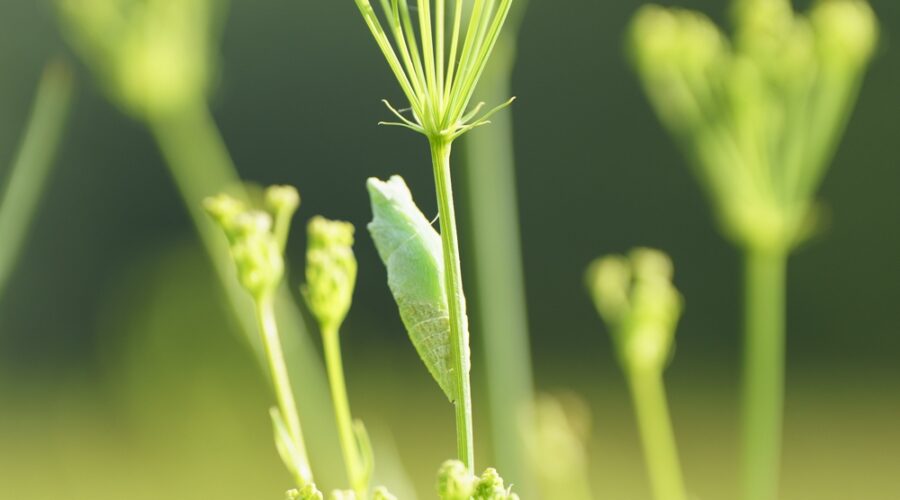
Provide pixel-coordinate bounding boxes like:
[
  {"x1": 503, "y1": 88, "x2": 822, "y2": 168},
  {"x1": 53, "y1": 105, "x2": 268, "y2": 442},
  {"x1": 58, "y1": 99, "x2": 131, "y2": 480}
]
[
  {"x1": 430, "y1": 137, "x2": 475, "y2": 473},
  {"x1": 0, "y1": 61, "x2": 73, "y2": 301},
  {"x1": 628, "y1": 367, "x2": 688, "y2": 500},
  {"x1": 258, "y1": 296, "x2": 312, "y2": 481},
  {"x1": 322, "y1": 326, "x2": 366, "y2": 498},
  {"x1": 743, "y1": 249, "x2": 787, "y2": 500}
]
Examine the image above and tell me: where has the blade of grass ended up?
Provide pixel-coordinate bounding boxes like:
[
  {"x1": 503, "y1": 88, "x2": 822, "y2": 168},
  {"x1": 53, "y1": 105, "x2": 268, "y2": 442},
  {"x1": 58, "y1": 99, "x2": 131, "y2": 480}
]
[{"x1": 0, "y1": 60, "x2": 74, "y2": 302}]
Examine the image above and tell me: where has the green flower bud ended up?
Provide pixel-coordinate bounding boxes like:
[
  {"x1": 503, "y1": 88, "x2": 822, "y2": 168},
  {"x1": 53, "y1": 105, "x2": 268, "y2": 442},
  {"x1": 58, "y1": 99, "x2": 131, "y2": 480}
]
[
  {"x1": 811, "y1": 0, "x2": 878, "y2": 69},
  {"x1": 267, "y1": 185, "x2": 302, "y2": 219},
  {"x1": 437, "y1": 459, "x2": 475, "y2": 500},
  {"x1": 204, "y1": 188, "x2": 296, "y2": 301},
  {"x1": 586, "y1": 248, "x2": 683, "y2": 372},
  {"x1": 629, "y1": 6, "x2": 727, "y2": 132},
  {"x1": 287, "y1": 485, "x2": 324, "y2": 500},
  {"x1": 266, "y1": 185, "x2": 301, "y2": 251},
  {"x1": 473, "y1": 467, "x2": 518, "y2": 500},
  {"x1": 203, "y1": 193, "x2": 247, "y2": 241},
  {"x1": 303, "y1": 216, "x2": 358, "y2": 332},
  {"x1": 473, "y1": 468, "x2": 505, "y2": 499}
]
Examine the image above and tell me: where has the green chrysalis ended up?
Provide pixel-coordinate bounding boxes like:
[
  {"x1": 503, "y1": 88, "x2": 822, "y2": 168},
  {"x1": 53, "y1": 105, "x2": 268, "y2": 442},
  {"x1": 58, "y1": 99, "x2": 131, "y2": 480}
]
[{"x1": 367, "y1": 176, "x2": 457, "y2": 402}]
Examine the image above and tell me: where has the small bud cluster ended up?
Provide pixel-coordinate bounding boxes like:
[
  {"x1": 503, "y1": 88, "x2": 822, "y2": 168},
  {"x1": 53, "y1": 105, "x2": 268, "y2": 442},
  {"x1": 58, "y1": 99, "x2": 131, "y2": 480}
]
[
  {"x1": 286, "y1": 484, "x2": 324, "y2": 500},
  {"x1": 303, "y1": 216, "x2": 358, "y2": 333},
  {"x1": 437, "y1": 460, "x2": 519, "y2": 500},
  {"x1": 204, "y1": 185, "x2": 300, "y2": 301},
  {"x1": 586, "y1": 249, "x2": 682, "y2": 372}
]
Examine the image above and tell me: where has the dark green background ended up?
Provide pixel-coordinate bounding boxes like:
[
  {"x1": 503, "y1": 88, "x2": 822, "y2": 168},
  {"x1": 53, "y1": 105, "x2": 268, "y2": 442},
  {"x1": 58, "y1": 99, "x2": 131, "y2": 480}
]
[{"x1": 0, "y1": 1, "x2": 898, "y2": 499}]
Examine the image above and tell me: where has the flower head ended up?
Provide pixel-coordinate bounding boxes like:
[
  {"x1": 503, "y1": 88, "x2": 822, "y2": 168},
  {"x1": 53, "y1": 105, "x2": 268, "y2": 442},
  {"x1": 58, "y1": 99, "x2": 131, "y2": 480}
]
[
  {"x1": 352, "y1": 0, "x2": 517, "y2": 142},
  {"x1": 629, "y1": 0, "x2": 878, "y2": 251}
]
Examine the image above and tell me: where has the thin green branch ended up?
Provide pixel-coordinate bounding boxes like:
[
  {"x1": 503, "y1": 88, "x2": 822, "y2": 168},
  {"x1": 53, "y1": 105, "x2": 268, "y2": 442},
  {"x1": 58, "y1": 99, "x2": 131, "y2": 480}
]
[
  {"x1": 258, "y1": 297, "x2": 313, "y2": 484},
  {"x1": 323, "y1": 326, "x2": 368, "y2": 499},
  {"x1": 629, "y1": 369, "x2": 689, "y2": 500},
  {"x1": 0, "y1": 60, "x2": 74, "y2": 301}
]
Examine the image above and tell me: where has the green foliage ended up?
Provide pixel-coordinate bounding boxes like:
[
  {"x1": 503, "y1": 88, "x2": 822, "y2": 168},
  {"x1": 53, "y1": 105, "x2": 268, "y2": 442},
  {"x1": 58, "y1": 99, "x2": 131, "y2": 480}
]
[
  {"x1": 629, "y1": 0, "x2": 878, "y2": 251},
  {"x1": 366, "y1": 175, "x2": 458, "y2": 402},
  {"x1": 303, "y1": 217, "x2": 358, "y2": 333},
  {"x1": 586, "y1": 248, "x2": 682, "y2": 373}
]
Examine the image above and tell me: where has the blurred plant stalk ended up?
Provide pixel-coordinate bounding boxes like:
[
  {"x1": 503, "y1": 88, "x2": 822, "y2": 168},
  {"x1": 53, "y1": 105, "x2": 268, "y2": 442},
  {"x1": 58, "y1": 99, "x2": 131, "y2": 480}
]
[
  {"x1": 0, "y1": 60, "x2": 74, "y2": 302},
  {"x1": 587, "y1": 249, "x2": 688, "y2": 500},
  {"x1": 528, "y1": 394, "x2": 594, "y2": 500},
  {"x1": 56, "y1": 0, "x2": 341, "y2": 485},
  {"x1": 628, "y1": 1, "x2": 878, "y2": 498},
  {"x1": 460, "y1": 1, "x2": 536, "y2": 495}
]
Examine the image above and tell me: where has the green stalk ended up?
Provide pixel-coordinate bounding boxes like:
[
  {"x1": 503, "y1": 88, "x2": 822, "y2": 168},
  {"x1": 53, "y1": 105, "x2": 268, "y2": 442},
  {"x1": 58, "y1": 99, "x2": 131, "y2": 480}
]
[
  {"x1": 461, "y1": 20, "x2": 535, "y2": 496},
  {"x1": 322, "y1": 326, "x2": 366, "y2": 498},
  {"x1": 430, "y1": 137, "x2": 475, "y2": 473},
  {"x1": 742, "y1": 249, "x2": 787, "y2": 500},
  {"x1": 147, "y1": 104, "x2": 341, "y2": 484},
  {"x1": 627, "y1": 367, "x2": 688, "y2": 500},
  {"x1": 258, "y1": 296, "x2": 312, "y2": 483},
  {"x1": 0, "y1": 61, "x2": 74, "y2": 301}
]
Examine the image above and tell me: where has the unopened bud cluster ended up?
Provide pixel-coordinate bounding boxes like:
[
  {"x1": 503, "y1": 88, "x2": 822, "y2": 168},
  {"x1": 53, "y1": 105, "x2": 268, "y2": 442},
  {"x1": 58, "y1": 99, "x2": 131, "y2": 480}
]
[
  {"x1": 437, "y1": 460, "x2": 519, "y2": 500},
  {"x1": 204, "y1": 185, "x2": 300, "y2": 301},
  {"x1": 286, "y1": 484, "x2": 324, "y2": 500},
  {"x1": 586, "y1": 249, "x2": 682, "y2": 372},
  {"x1": 304, "y1": 217, "x2": 358, "y2": 332}
]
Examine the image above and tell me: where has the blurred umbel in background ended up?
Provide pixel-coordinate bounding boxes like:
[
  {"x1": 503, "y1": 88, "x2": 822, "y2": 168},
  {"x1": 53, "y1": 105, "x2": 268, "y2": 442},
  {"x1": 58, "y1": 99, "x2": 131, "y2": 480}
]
[{"x1": 0, "y1": 0, "x2": 898, "y2": 499}]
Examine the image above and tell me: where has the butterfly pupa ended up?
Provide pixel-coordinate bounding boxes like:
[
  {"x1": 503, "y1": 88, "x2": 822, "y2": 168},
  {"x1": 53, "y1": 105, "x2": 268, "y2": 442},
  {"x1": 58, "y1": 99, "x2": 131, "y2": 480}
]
[{"x1": 367, "y1": 175, "x2": 463, "y2": 402}]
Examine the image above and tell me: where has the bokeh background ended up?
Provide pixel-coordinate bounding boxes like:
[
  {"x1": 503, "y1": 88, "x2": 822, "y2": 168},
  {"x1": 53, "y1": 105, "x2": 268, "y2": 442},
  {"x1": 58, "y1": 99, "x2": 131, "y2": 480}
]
[{"x1": 1, "y1": 0, "x2": 898, "y2": 499}]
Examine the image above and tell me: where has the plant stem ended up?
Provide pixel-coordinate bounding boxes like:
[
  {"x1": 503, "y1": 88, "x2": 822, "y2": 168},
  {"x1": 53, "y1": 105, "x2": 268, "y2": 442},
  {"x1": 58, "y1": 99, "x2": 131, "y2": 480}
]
[
  {"x1": 148, "y1": 103, "x2": 342, "y2": 485},
  {"x1": 461, "y1": 31, "x2": 535, "y2": 497},
  {"x1": 627, "y1": 367, "x2": 688, "y2": 500},
  {"x1": 0, "y1": 60, "x2": 74, "y2": 302},
  {"x1": 258, "y1": 296, "x2": 312, "y2": 483},
  {"x1": 430, "y1": 137, "x2": 475, "y2": 473},
  {"x1": 322, "y1": 326, "x2": 366, "y2": 498},
  {"x1": 742, "y1": 249, "x2": 787, "y2": 500}
]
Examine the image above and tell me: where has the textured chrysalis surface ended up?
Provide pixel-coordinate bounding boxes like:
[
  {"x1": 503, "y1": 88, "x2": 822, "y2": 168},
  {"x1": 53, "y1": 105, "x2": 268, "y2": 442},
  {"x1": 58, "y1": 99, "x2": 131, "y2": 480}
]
[{"x1": 367, "y1": 176, "x2": 456, "y2": 402}]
